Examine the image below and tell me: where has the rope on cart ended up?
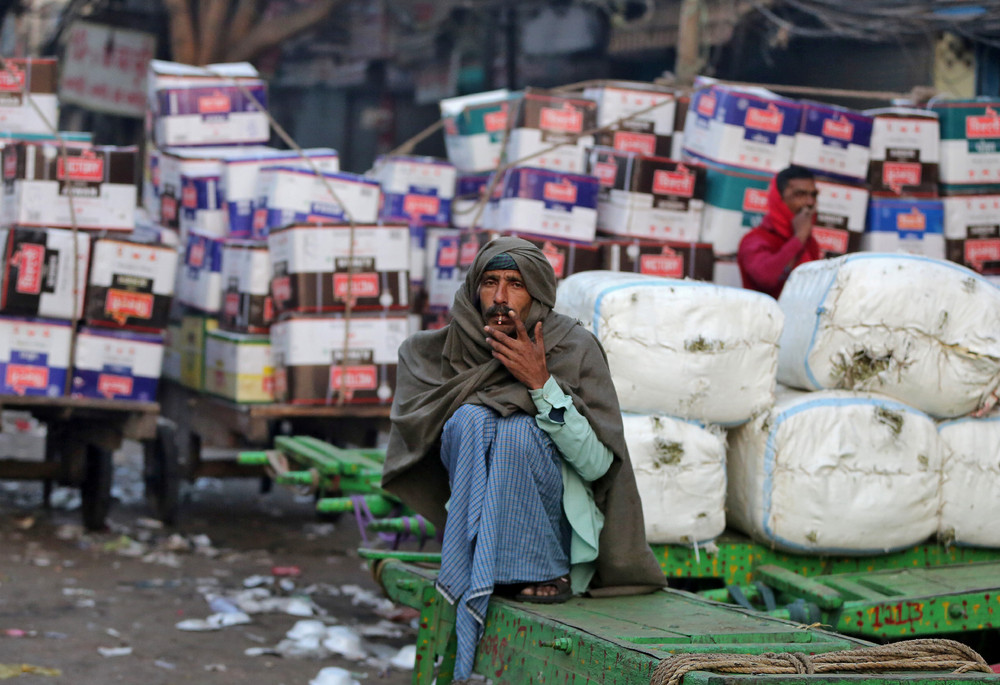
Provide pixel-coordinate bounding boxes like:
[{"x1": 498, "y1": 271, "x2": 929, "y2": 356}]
[
  {"x1": 648, "y1": 639, "x2": 993, "y2": 685},
  {"x1": 210, "y1": 69, "x2": 358, "y2": 406}
]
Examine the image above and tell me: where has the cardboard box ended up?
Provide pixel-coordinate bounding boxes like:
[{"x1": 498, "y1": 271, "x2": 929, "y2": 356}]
[
  {"x1": 865, "y1": 107, "x2": 940, "y2": 197},
  {"x1": 270, "y1": 313, "x2": 412, "y2": 405},
  {"x1": 177, "y1": 230, "x2": 225, "y2": 313},
  {"x1": 85, "y1": 238, "x2": 178, "y2": 331},
  {"x1": 590, "y1": 148, "x2": 706, "y2": 242},
  {"x1": 203, "y1": 329, "x2": 273, "y2": 403},
  {"x1": 502, "y1": 232, "x2": 601, "y2": 280},
  {"x1": 699, "y1": 164, "x2": 773, "y2": 257},
  {"x1": 931, "y1": 98, "x2": 1000, "y2": 189},
  {"x1": 161, "y1": 319, "x2": 182, "y2": 382},
  {"x1": 813, "y1": 180, "x2": 868, "y2": 258},
  {"x1": 440, "y1": 90, "x2": 513, "y2": 173},
  {"x1": 371, "y1": 154, "x2": 456, "y2": 226},
  {"x1": 942, "y1": 194, "x2": 1000, "y2": 277},
  {"x1": 0, "y1": 227, "x2": 89, "y2": 320},
  {"x1": 599, "y1": 238, "x2": 714, "y2": 281},
  {"x1": 505, "y1": 90, "x2": 597, "y2": 173},
  {"x1": 2, "y1": 143, "x2": 136, "y2": 231},
  {"x1": 450, "y1": 173, "x2": 490, "y2": 229},
  {"x1": 0, "y1": 58, "x2": 58, "y2": 136},
  {"x1": 147, "y1": 60, "x2": 269, "y2": 147},
  {"x1": 219, "y1": 240, "x2": 272, "y2": 333},
  {"x1": 0, "y1": 316, "x2": 71, "y2": 397},
  {"x1": 456, "y1": 229, "x2": 502, "y2": 275},
  {"x1": 585, "y1": 81, "x2": 676, "y2": 158},
  {"x1": 0, "y1": 410, "x2": 47, "y2": 461},
  {"x1": 267, "y1": 224, "x2": 410, "y2": 313},
  {"x1": 862, "y1": 198, "x2": 945, "y2": 259},
  {"x1": 791, "y1": 102, "x2": 873, "y2": 183},
  {"x1": 489, "y1": 167, "x2": 599, "y2": 243},
  {"x1": 156, "y1": 146, "x2": 242, "y2": 235},
  {"x1": 253, "y1": 166, "x2": 381, "y2": 239},
  {"x1": 70, "y1": 327, "x2": 163, "y2": 402},
  {"x1": 682, "y1": 84, "x2": 801, "y2": 174},
  {"x1": 176, "y1": 313, "x2": 218, "y2": 390},
  {"x1": 425, "y1": 228, "x2": 463, "y2": 311},
  {"x1": 221, "y1": 147, "x2": 339, "y2": 238}
]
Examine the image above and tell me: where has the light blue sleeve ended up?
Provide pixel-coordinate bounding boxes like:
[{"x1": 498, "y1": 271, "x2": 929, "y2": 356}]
[{"x1": 529, "y1": 376, "x2": 613, "y2": 482}]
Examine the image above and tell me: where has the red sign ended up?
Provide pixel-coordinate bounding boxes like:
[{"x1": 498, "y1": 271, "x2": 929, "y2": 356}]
[
  {"x1": 437, "y1": 244, "x2": 458, "y2": 268},
  {"x1": 460, "y1": 240, "x2": 480, "y2": 267},
  {"x1": 897, "y1": 208, "x2": 926, "y2": 231},
  {"x1": 57, "y1": 151, "x2": 104, "y2": 182},
  {"x1": 743, "y1": 188, "x2": 769, "y2": 213},
  {"x1": 745, "y1": 103, "x2": 784, "y2": 133},
  {"x1": 539, "y1": 107, "x2": 583, "y2": 133},
  {"x1": 812, "y1": 227, "x2": 850, "y2": 255},
  {"x1": 882, "y1": 162, "x2": 922, "y2": 192},
  {"x1": 105, "y1": 289, "x2": 154, "y2": 323},
  {"x1": 965, "y1": 238, "x2": 1000, "y2": 270},
  {"x1": 271, "y1": 276, "x2": 291, "y2": 302},
  {"x1": 822, "y1": 116, "x2": 854, "y2": 141},
  {"x1": 541, "y1": 242, "x2": 565, "y2": 278},
  {"x1": 329, "y1": 364, "x2": 378, "y2": 391},
  {"x1": 333, "y1": 272, "x2": 380, "y2": 300},
  {"x1": 224, "y1": 292, "x2": 240, "y2": 317},
  {"x1": 593, "y1": 161, "x2": 618, "y2": 186},
  {"x1": 403, "y1": 194, "x2": 440, "y2": 218},
  {"x1": 484, "y1": 109, "x2": 508, "y2": 132},
  {"x1": 696, "y1": 91, "x2": 717, "y2": 117},
  {"x1": 966, "y1": 107, "x2": 1000, "y2": 138},
  {"x1": 14, "y1": 243, "x2": 45, "y2": 294},
  {"x1": 0, "y1": 64, "x2": 25, "y2": 92},
  {"x1": 612, "y1": 131, "x2": 655, "y2": 156},
  {"x1": 543, "y1": 181, "x2": 577, "y2": 204},
  {"x1": 6, "y1": 364, "x2": 48, "y2": 394},
  {"x1": 198, "y1": 92, "x2": 232, "y2": 114},
  {"x1": 652, "y1": 167, "x2": 695, "y2": 197},
  {"x1": 98, "y1": 373, "x2": 134, "y2": 398}
]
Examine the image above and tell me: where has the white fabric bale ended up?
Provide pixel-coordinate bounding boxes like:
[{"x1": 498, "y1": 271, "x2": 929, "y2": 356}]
[
  {"x1": 777, "y1": 253, "x2": 1000, "y2": 419},
  {"x1": 556, "y1": 271, "x2": 783, "y2": 425},
  {"x1": 726, "y1": 388, "x2": 944, "y2": 555},
  {"x1": 622, "y1": 412, "x2": 727, "y2": 545},
  {"x1": 938, "y1": 410, "x2": 1000, "y2": 548}
]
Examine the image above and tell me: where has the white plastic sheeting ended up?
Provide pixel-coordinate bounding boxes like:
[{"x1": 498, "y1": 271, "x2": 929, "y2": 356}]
[
  {"x1": 622, "y1": 412, "x2": 727, "y2": 544},
  {"x1": 777, "y1": 253, "x2": 1000, "y2": 419},
  {"x1": 556, "y1": 271, "x2": 783, "y2": 425},
  {"x1": 726, "y1": 388, "x2": 944, "y2": 554},
  {"x1": 938, "y1": 410, "x2": 1000, "y2": 548}
]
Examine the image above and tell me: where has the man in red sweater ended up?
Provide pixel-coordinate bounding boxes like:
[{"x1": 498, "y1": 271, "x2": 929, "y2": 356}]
[{"x1": 737, "y1": 165, "x2": 821, "y2": 299}]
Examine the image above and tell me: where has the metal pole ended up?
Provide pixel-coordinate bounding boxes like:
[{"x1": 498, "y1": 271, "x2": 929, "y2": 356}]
[{"x1": 676, "y1": 0, "x2": 702, "y2": 86}]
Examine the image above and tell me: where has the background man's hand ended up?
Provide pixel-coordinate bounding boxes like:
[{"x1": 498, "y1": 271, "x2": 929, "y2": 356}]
[
  {"x1": 793, "y1": 205, "x2": 814, "y2": 244},
  {"x1": 485, "y1": 310, "x2": 549, "y2": 390}
]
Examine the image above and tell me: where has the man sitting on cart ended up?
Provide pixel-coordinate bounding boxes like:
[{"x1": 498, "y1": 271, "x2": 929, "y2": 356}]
[{"x1": 382, "y1": 236, "x2": 664, "y2": 682}]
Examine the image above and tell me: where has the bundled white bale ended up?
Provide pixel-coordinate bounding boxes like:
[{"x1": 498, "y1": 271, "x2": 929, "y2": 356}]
[
  {"x1": 938, "y1": 410, "x2": 1000, "y2": 548},
  {"x1": 622, "y1": 412, "x2": 727, "y2": 545},
  {"x1": 778, "y1": 253, "x2": 1000, "y2": 419},
  {"x1": 727, "y1": 388, "x2": 944, "y2": 554},
  {"x1": 555, "y1": 271, "x2": 783, "y2": 425}
]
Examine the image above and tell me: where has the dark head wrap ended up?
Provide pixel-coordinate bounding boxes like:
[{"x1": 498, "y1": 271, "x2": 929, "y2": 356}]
[{"x1": 382, "y1": 236, "x2": 665, "y2": 595}]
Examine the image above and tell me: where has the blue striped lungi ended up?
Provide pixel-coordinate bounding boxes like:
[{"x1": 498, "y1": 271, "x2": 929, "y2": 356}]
[{"x1": 436, "y1": 404, "x2": 570, "y2": 681}]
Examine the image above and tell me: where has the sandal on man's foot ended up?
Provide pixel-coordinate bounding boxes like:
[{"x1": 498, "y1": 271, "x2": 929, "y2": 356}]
[{"x1": 513, "y1": 576, "x2": 572, "y2": 604}]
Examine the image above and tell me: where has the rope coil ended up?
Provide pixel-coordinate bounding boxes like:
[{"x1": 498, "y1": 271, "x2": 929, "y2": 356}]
[{"x1": 649, "y1": 639, "x2": 993, "y2": 685}]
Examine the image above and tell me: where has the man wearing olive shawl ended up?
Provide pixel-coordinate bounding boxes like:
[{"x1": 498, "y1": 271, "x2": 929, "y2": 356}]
[{"x1": 383, "y1": 236, "x2": 664, "y2": 681}]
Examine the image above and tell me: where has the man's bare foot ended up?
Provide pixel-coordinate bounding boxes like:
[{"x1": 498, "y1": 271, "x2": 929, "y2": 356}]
[{"x1": 512, "y1": 576, "x2": 571, "y2": 604}]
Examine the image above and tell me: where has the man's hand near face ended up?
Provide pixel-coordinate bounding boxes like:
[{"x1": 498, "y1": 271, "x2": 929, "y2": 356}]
[
  {"x1": 793, "y1": 205, "x2": 814, "y2": 244},
  {"x1": 485, "y1": 309, "x2": 549, "y2": 390}
]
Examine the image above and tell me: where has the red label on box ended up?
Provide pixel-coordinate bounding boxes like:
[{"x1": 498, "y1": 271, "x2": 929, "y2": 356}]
[
  {"x1": 812, "y1": 227, "x2": 850, "y2": 254},
  {"x1": 329, "y1": 364, "x2": 378, "y2": 391},
  {"x1": 543, "y1": 180, "x2": 577, "y2": 204},
  {"x1": 594, "y1": 161, "x2": 617, "y2": 186},
  {"x1": 745, "y1": 103, "x2": 784, "y2": 133},
  {"x1": 224, "y1": 292, "x2": 240, "y2": 317},
  {"x1": 897, "y1": 208, "x2": 926, "y2": 231},
  {"x1": 14, "y1": 243, "x2": 44, "y2": 294},
  {"x1": 0, "y1": 64, "x2": 25, "y2": 92},
  {"x1": 612, "y1": 131, "x2": 655, "y2": 156},
  {"x1": 437, "y1": 244, "x2": 458, "y2": 268},
  {"x1": 403, "y1": 194, "x2": 440, "y2": 218},
  {"x1": 539, "y1": 107, "x2": 583, "y2": 133},
  {"x1": 966, "y1": 108, "x2": 1000, "y2": 138},
  {"x1": 105, "y1": 289, "x2": 154, "y2": 324},
  {"x1": 272, "y1": 276, "x2": 291, "y2": 302},
  {"x1": 198, "y1": 92, "x2": 231, "y2": 114},
  {"x1": 161, "y1": 195, "x2": 178, "y2": 222},
  {"x1": 98, "y1": 373, "x2": 134, "y2": 398},
  {"x1": 484, "y1": 109, "x2": 508, "y2": 132},
  {"x1": 333, "y1": 272, "x2": 380, "y2": 300},
  {"x1": 6, "y1": 364, "x2": 48, "y2": 393},
  {"x1": 697, "y1": 92, "x2": 717, "y2": 117},
  {"x1": 188, "y1": 240, "x2": 205, "y2": 268},
  {"x1": 882, "y1": 162, "x2": 922, "y2": 192},
  {"x1": 652, "y1": 167, "x2": 695, "y2": 197},
  {"x1": 640, "y1": 247, "x2": 684, "y2": 278},
  {"x1": 460, "y1": 240, "x2": 480, "y2": 267},
  {"x1": 3, "y1": 152, "x2": 17, "y2": 179},
  {"x1": 182, "y1": 184, "x2": 197, "y2": 208},
  {"x1": 965, "y1": 238, "x2": 1000, "y2": 269},
  {"x1": 541, "y1": 242, "x2": 565, "y2": 278},
  {"x1": 57, "y1": 152, "x2": 104, "y2": 182},
  {"x1": 822, "y1": 116, "x2": 854, "y2": 141},
  {"x1": 743, "y1": 188, "x2": 769, "y2": 213}
]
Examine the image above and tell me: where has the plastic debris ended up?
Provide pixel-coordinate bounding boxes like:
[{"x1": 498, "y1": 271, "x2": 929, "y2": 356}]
[
  {"x1": 339, "y1": 585, "x2": 395, "y2": 612},
  {"x1": 285, "y1": 620, "x2": 329, "y2": 641},
  {"x1": 309, "y1": 666, "x2": 361, "y2": 685},
  {"x1": 0, "y1": 663, "x2": 62, "y2": 678},
  {"x1": 175, "y1": 611, "x2": 252, "y2": 631},
  {"x1": 359, "y1": 620, "x2": 405, "y2": 639},
  {"x1": 390, "y1": 644, "x2": 417, "y2": 670},
  {"x1": 322, "y1": 626, "x2": 366, "y2": 661},
  {"x1": 97, "y1": 646, "x2": 132, "y2": 657},
  {"x1": 272, "y1": 565, "x2": 301, "y2": 577}
]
